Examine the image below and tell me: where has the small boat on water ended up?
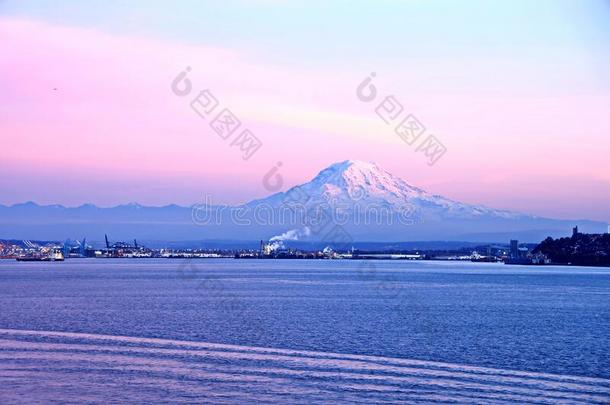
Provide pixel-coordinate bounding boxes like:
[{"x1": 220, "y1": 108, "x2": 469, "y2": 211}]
[{"x1": 16, "y1": 250, "x2": 65, "y2": 262}]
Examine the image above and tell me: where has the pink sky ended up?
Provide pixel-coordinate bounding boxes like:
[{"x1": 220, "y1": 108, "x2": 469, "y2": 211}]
[{"x1": 1, "y1": 12, "x2": 609, "y2": 222}]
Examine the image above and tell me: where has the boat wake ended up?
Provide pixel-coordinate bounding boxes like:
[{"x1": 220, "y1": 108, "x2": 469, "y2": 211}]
[{"x1": 0, "y1": 329, "x2": 608, "y2": 404}]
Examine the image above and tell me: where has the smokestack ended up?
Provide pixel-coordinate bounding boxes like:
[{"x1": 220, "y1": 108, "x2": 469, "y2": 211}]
[{"x1": 105, "y1": 234, "x2": 110, "y2": 249}]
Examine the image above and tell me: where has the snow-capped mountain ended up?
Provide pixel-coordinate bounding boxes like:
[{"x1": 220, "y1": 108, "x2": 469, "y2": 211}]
[
  {"x1": 239, "y1": 160, "x2": 605, "y2": 243},
  {"x1": 253, "y1": 160, "x2": 527, "y2": 221},
  {"x1": 0, "y1": 160, "x2": 606, "y2": 243}
]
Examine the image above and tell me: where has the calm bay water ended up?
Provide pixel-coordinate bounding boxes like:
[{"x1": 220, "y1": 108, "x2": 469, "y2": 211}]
[{"x1": 0, "y1": 259, "x2": 609, "y2": 403}]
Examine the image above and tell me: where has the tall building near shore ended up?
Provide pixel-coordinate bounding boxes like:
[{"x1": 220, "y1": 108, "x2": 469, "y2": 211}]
[{"x1": 510, "y1": 240, "x2": 519, "y2": 259}]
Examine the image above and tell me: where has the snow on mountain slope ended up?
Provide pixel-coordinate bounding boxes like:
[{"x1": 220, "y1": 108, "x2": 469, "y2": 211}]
[{"x1": 250, "y1": 160, "x2": 527, "y2": 221}]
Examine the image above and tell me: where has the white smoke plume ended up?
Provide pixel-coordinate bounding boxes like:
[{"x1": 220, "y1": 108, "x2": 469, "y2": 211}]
[
  {"x1": 267, "y1": 227, "x2": 311, "y2": 251},
  {"x1": 270, "y1": 227, "x2": 311, "y2": 242}
]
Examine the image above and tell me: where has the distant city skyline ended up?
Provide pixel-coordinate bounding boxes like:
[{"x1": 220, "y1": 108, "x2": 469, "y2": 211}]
[{"x1": 1, "y1": 0, "x2": 610, "y2": 222}]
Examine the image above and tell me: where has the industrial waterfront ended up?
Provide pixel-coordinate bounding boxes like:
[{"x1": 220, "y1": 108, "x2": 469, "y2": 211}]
[{"x1": 2, "y1": 226, "x2": 610, "y2": 266}]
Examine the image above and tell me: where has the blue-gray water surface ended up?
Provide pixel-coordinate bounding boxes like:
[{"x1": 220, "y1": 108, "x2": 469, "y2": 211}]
[{"x1": 0, "y1": 259, "x2": 609, "y2": 403}]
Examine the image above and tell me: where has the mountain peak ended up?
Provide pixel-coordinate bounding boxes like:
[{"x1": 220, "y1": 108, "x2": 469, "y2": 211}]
[
  {"x1": 116, "y1": 202, "x2": 144, "y2": 209},
  {"x1": 302, "y1": 160, "x2": 425, "y2": 205},
  {"x1": 11, "y1": 201, "x2": 40, "y2": 208},
  {"x1": 313, "y1": 160, "x2": 388, "y2": 184}
]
